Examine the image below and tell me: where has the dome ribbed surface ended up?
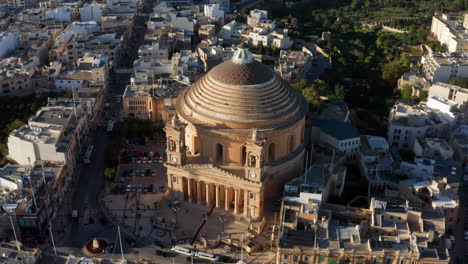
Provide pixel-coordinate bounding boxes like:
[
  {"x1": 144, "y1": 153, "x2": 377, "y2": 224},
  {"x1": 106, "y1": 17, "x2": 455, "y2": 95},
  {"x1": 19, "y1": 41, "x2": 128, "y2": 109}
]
[
  {"x1": 176, "y1": 50, "x2": 307, "y2": 129},
  {"x1": 210, "y1": 60, "x2": 274, "y2": 85}
]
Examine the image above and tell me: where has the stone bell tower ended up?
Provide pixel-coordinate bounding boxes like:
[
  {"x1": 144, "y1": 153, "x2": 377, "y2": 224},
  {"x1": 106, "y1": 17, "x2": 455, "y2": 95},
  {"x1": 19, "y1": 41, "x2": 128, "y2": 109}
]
[
  {"x1": 165, "y1": 114, "x2": 186, "y2": 166},
  {"x1": 243, "y1": 129, "x2": 264, "y2": 183}
]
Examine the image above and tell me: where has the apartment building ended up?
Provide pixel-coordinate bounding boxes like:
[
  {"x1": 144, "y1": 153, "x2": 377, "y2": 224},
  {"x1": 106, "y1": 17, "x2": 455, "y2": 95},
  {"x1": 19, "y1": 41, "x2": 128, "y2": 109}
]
[
  {"x1": 80, "y1": 3, "x2": 102, "y2": 22},
  {"x1": 0, "y1": 32, "x2": 20, "y2": 58},
  {"x1": 45, "y1": 7, "x2": 72, "y2": 23},
  {"x1": 0, "y1": 57, "x2": 41, "y2": 95},
  {"x1": 413, "y1": 138, "x2": 454, "y2": 161},
  {"x1": 138, "y1": 43, "x2": 170, "y2": 61},
  {"x1": 311, "y1": 120, "x2": 361, "y2": 162},
  {"x1": 197, "y1": 45, "x2": 236, "y2": 71},
  {"x1": 220, "y1": 20, "x2": 248, "y2": 42},
  {"x1": 50, "y1": 32, "x2": 121, "y2": 68},
  {"x1": 7, "y1": 100, "x2": 95, "y2": 181},
  {"x1": 203, "y1": 4, "x2": 224, "y2": 20},
  {"x1": 54, "y1": 53, "x2": 109, "y2": 89},
  {"x1": 8, "y1": 0, "x2": 35, "y2": 9},
  {"x1": 429, "y1": 82, "x2": 468, "y2": 112},
  {"x1": 387, "y1": 98, "x2": 462, "y2": 150},
  {"x1": 209, "y1": 0, "x2": 229, "y2": 12},
  {"x1": 247, "y1": 9, "x2": 268, "y2": 28},
  {"x1": 275, "y1": 48, "x2": 313, "y2": 82},
  {"x1": 430, "y1": 13, "x2": 468, "y2": 53},
  {"x1": 122, "y1": 77, "x2": 189, "y2": 122},
  {"x1": 277, "y1": 194, "x2": 449, "y2": 264},
  {"x1": 359, "y1": 135, "x2": 394, "y2": 181},
  {"x1": 421, "y1": 52, "x2": 468, "y2": 83}
]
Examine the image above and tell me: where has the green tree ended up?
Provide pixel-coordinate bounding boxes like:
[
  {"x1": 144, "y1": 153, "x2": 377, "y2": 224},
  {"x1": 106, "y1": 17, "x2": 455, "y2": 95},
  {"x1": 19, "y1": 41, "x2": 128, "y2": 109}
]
[
  {"x1": 449, "y1": 77, "x2": 468, "y2": 88},
  {"x1": 382, "y1": 60, "x2": 403, "y2": 82},
  {"x1": 419, "y1": 91, "x2": 428, "y2": 102},
  {"x1": 401, "y1": 84, "x2": 413, "y2": 100},
  {"x1": 6, "y1": 120, "x2": 24, "y2": 132},
  {"x1": 104, "y1": 168, "x2": 116, "y2": 181},
  {"x1": 292, "y1": 79, "x2": 310, "y2": 91}
]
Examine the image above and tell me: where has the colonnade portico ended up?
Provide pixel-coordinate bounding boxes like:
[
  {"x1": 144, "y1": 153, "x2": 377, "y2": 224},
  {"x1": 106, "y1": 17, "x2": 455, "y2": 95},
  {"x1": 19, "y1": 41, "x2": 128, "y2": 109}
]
[{"x1": 177, "y1": 176, "x2": 250, "y2": 216}]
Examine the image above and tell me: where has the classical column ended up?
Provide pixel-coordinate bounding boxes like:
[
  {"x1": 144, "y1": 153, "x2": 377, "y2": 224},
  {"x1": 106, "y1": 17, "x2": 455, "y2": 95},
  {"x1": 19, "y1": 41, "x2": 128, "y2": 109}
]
[
  {"x1": 179, "y1": 177, "x2": 185, "y2": 200},
  {"x1": 243, "y1": 190, "x2": 249, "y2": 217},
  {"x1": 224, "y1": 187, "x2": 230, "y2": 211},
  {"x1": 215, "y1": 185, "x2": 221, "y2": 208},
  {"x1": 205, "y1": 183, "x2": 211, "y2": 206},
  {"x1": 234, "y1": 189, "x2": 240, "y2": 214},
  {"x1": 196, "y1": 181, "x2": 202, "y2": 205},
  {"x1": 187, "y1": 179, "x2": 192, "y2": 202}
]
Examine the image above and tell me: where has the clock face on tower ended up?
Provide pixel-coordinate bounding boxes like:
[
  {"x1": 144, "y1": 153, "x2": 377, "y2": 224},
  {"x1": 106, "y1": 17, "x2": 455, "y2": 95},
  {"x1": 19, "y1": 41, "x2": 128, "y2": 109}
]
[
  {"x1": 171, "y1": 156, "x2": 178, "y2": 162},
  {"x1": 249, "y1": 172, "x2": 256, "y2": 179}
]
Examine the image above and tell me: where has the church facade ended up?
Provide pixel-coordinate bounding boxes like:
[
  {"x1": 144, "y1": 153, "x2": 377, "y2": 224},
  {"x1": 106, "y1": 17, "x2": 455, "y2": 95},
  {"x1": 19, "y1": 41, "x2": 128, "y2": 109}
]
[{"x1": 164, "y1": 47, "x2": 308, "y2": 220}]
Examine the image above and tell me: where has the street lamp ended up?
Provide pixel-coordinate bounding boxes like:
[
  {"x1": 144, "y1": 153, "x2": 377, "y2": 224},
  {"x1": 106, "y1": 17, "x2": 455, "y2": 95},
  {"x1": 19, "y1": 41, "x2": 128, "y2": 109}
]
[
  {"x1": 171, "y1": 201, "x2": 180, "y2": 228},
  {"x1": 219, "y1": 214, "x2": 226, "y2": 234}
]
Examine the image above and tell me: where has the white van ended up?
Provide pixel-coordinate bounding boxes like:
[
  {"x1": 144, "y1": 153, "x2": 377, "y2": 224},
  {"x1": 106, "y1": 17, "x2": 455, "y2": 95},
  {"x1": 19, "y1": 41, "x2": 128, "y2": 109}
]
[
  {"x1": 195, "y1": 251, "x2": 220, "y2": 261},
  {"x1": 171, "y1": 246, "x2": 195, "y2": 256}
]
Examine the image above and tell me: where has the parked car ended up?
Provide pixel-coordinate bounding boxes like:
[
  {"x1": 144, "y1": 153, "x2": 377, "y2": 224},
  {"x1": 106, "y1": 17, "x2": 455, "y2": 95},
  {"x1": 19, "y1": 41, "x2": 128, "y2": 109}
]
[
  {"x1": 152, "y1": 169, "x2": 156, "y2": 176},
  {"x1": 114, "y1": 177, "x2": 126, "y2": 183},
  {"x1": 171, "y1": 246, "x2": 195, "y2": 256}
]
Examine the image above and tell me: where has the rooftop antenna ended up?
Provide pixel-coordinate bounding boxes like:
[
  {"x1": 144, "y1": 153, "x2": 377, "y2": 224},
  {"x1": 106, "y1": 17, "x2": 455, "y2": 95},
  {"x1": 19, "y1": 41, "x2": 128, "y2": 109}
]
[
  {"x1": 49, "y1": 225, "x2": 57, "y2": 255},
  {"x1": 27, "y1": 157, "x2": 38, "y2": 211},
  {"x1": 72, "y1": 86, "x2": 78, "y2": 123},
  {"x1": 38, "y1": 153, "x2": 46, "y2": 185},
  {"x1": 240, "y1": 233, "x2": 244, "y2": 262},
  {"x1": 9, "y1": 213, "x2": 20, "y2": 251},
  {"x1": 118, "y1": 226, "x2": 125, "y2": 261}
]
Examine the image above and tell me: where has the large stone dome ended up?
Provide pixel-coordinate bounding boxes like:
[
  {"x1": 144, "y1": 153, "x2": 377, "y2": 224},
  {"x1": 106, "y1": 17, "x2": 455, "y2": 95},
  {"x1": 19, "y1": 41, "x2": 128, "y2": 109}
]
[{"x1": 176, "y1": 47, "x2": 307, "y2": 129}]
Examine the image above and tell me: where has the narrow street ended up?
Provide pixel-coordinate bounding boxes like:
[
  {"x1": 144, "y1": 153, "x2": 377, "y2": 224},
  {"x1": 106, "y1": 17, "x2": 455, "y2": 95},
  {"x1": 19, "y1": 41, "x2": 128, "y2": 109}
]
[{"x1": 455, "y1": 184, "x2": 468, "y2": 264}]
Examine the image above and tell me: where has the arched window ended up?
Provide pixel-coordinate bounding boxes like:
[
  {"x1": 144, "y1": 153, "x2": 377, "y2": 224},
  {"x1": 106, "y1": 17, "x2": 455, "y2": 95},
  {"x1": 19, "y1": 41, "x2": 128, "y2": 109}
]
[
  {"x1": 169, "y1": 139, "x2": 176, "y2": 151},
  {"x1": 268, "y1": 143, "x2": 275, "y2": 162},
  {"x1": 193, "y1": 136, "x2": 200, "y2": 154},
  {"x1": 241, "y1": 146, "x2": 246, "y2": 165},
  {"x1": 249, "y1": 155, "x2": 257, "y2": 167},
  {"x1": 216, "y1": 143, "x2": 223, "y2": 163},
  {"x1": 288, "y1": 135, "x2": 295, "y2": 153}
]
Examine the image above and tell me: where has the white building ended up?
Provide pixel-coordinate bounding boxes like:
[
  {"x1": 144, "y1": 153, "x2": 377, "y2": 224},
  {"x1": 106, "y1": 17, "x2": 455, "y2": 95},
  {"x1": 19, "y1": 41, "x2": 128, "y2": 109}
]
[
  {"x1": 54, "y1": 79, "x2": 84, "y2": 90},
  {"x1": 430, "y1": 13, "x2": 468, "y2": 53},
  {"x1": 311, "y1": 120, "x2": 361, "y2": 162},
  {"x1": 0, "y1": 33, "x2": 20, "y2": 58},
  {"x1": 204, "y1": 4, "x2": 224, "y2": 20},
  {"x1": 414, "y1": 138, "x2": 454, "y2": 161},
  {"x1": 209, "y1": 0, "x2": 229, "y2": 12},
  {"x1": 359, "y1": 135, "x2": 394, "y2": 181},
  {"x1": 8, "y1": 102, "x2": 94, "y2": 167},
  {"x1": 80, "y1": 3, "x2": 102, "y2": 22},
  {"x1": 67, "y1": 21, "x2": 100, "y2": 35},
  {"x1": 422, "y1": 52, "x2": 468, "y2": 83},
  {"x1": 138, "y1": 43, "x2": 169, "y2": 61},
  {"x1": 221, "y1": 20, "x2": 247, "y2": 41},
  {"x1": 46, "y1": 7, "x2": 72, "y2": 23},
  {"x1": 247, "y1": 9, "x2": 268, "y2": 28},
  {"x1": 429, "y1": 82, "x2": 468, "y2": 112},
  {"x1": 387, "y1": 99, "x2": 463, "y2": 150}
]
